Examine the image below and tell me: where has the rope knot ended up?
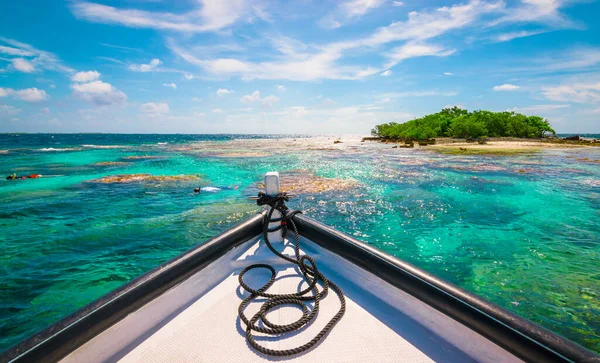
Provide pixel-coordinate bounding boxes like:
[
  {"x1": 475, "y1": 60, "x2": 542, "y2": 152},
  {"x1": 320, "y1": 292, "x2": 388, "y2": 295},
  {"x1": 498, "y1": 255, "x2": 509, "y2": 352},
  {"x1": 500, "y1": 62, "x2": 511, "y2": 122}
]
[
  {"x1": 256, "y1": 191, "x2": 290, "y2": 207},
  {"x1": 238, "y1": 191, "x2": 345, "y2": 357}
]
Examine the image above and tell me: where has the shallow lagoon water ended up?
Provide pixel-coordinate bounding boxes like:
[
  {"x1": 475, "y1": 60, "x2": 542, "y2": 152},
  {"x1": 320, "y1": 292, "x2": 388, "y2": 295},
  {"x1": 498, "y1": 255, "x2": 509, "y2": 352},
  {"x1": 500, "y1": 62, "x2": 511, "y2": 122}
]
[{"x1": 0, "y1": 134, "x2": 599, "y2": 353}]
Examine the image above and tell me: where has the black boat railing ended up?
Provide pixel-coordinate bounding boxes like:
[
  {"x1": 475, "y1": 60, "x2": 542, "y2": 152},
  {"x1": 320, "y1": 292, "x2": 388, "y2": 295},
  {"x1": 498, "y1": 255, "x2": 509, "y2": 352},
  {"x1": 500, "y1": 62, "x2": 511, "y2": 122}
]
[{"x1": 2, "y1": 170, "x2": 599, "y2": 363}]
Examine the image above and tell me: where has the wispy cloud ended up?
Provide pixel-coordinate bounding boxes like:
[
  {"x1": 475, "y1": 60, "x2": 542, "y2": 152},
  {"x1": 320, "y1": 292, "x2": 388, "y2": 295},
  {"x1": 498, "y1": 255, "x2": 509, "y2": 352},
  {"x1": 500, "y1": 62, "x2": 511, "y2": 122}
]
[
  {"x1": 0, "y1": 45, "x2": 35, "y2": 57},
  {"x1": 381, "y1": 90, "x2": 458, "y2": 98},
  {"x1": 0, "y1": 104, "x2": 22, "y2": 115},
  {"x1": 141, "y1": 102, "x2": 169, "y2": 114},
  {"x1": 97, "y1": 56, "x2": 126, "y2": 65},
  {"x1": 99, "y1": 42, "x2": 141, "y2": 52},
  {"x1": 170, "y1": 1, "x2": 501, "y2": 81},
  {"x1": 0, "y1": 87, "x2": 50, "y2": 102},
  {"x1": 216, "y1": 88, "x2": 233, "y2": 96},
  {"x1": 360, "y1": 1, "x2": 502, "y2": 47},
  {"x1": 542, "y1": 82, "x2": 600, "y2": 103},
  {"x1": 320, "y1": 0, "x2": 385, "y2": 29},
  {"x1": 509, "y1": 104, "x2": 571, "y2": 113},
  {"x1": 542, "y1": 48, "x2": 600, "y2": 71},
  {"x1": 385, "y1": 43, "x2": 456, "y2": 68},
  {"x1": 489, "y1": 0, "x2": 578, "y2": 29},
  {"x1": 163, "y1": 82, "x2": 177, "y2": 89},
  {"x1": 0, "y1": 37, "x2": 73, "y2": 74},
  {"x1": 240, "y1": 90, "x2": 279, "y2": 106},
  {"x1": 70, "y1": 0, "x2": 254, "y2": 33},
  {"x1": 493, "y1": 84, "x2": 520, "y2": 91},
  {"x1": 11, "y1": 58, "x2": 35, "y2": 73},
  {"x1": 493, "y1": 30, "x2": 547, "y2": 42}
]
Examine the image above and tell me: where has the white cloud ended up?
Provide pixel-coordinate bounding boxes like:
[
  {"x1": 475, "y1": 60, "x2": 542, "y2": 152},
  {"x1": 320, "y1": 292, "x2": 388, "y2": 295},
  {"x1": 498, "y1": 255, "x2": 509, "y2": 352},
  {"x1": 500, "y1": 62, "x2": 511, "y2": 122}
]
[
  {"x1": 0, "y1": 37, "x2": 73, "y2": 73},
  {"x1": 216, "y1": 88, "x2": 233, "y2": 96},
  {"x1": 129, "y1": 58, "x2": 161, "y2": 72},
  {"x1": 490, "y1": 0, "x2": 575, "y2": 28},
  {"x1": 542, "y1": 82, "x2": 600, "y2": 103},
  {"x1": 542, "y1": 48, "x2": 600, "y2": 71},
  {"x1": 581, "y1": 107, "x2": 600, "y2": 115},
  {"x1": 70, "y1": 1, "x2": 252, "y2": 33},
  {"x1": 241, "y1": 90, "x2": 261, "y2": 103},
  {"x1": 380, "y1": 70, "x2": 392, "y2": 76},
  {"x1": 16, "y1": 88, "x2": 49, "y2": 102},
  {"x1": 392, "y1": 1, "x2": 404, "y2": 6},
  {"x1": 184, "y1": 74, "x2": 194, "y2": 80},
  {"x1": 362, "y1": 1, "x2": 502, "y2": 47},
  {"x1": 71, "y1": 70, "x2": 101, "y2": 82},
  {"x1": 444, "y1": 72, "x2": 454, "y2": 76},
  {"x1": 317, "y1": 98, "x2": 337, "y2": 107},
  {"x1": 342, "y1": 0, "x2": 385, "y2": 18},
  {"x1": 163, "y1": 82, "x2": 177, "y2": 89},
  {"x1": 386, "y1": 43, "x2": 456, "y2": 68},
  {"x1": 381, "y1": 90, "x2": 458, "y2": 98},
  {"x1": 493, "y1": 84, "x2": 520, "y2": 91},
  {"x1": 241, "y1": 90, "x2": 279, "y2": 106},
  {"x1": 42, "y1": 107, "x2": 50, "y2": 113},
  {"x1": 262, "y1": 95, "x2": 279, "y2": 106},
  {"x1": 276, "y1": 85, "x2": 286, "y2": 92},
  {"x1": 169, "y1": 40, "x2": 373, "y2": 81},
  {"x1": 320, "y1": 0, "x2": 386, "y2": 29},
  {"x1": 170, "y1": 1, "x2": 496, "y2": 81},
  {"x1": 494, "y1": 30, "x2": 546, "y2": 42},
  {"x1": 12, "y1": 58, "x2": 35, "y2": 73},
  {"x1": 509, "y1": 104, "x2": 571, "y2": 113},
  {"x1": 70, "y1": 75, "x2": 127, "y2": 106},
  {"x1": 99, "y1": 42, "x2": 141, "y2": 52},
  {"x1": 0, "y1": 45, "x2": 34, "y2": 57},
  {"x1": 140, "y1": 102, "x2": 169, "y2": 114},
  {"x1": 191, "y1": 97, "x2": 202, "y2": 102},
  {"x1": 212, "y1": 108, "x2": 223, "y2": 113},
  {"x1": 0, "y1": 87, "x2": 49, "y2": 102},
  {"x1": 320, "y1": 19, "x2": 342, "y2": 29},
  {"x1": 0, "y1": 104, "x2": 22, "y2": 115}
]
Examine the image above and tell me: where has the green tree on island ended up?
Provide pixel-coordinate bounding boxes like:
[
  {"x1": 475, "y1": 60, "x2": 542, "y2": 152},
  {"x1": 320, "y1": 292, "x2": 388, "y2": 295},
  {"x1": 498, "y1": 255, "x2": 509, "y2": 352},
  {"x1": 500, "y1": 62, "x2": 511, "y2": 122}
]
[{"x1": 372, "y1": 107, "x2": 556, "y2": 140}]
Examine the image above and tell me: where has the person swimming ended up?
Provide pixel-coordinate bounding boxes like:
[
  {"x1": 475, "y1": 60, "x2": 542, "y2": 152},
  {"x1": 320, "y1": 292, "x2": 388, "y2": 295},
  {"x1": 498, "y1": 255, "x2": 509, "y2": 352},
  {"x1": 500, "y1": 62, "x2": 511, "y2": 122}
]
[
  {"x1": 6, "y1": 173, "x2": 41, "y2": 180},
  {"x1": 193, "y1": 185, "x2": 239, "y2": 193}
]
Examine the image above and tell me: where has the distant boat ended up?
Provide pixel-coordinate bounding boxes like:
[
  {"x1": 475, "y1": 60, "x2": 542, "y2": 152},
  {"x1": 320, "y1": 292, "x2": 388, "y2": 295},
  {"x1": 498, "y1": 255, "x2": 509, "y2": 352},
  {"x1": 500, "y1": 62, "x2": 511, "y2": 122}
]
[{"x1": 2, "y1": 172, "x2": 599, "y2": 363}]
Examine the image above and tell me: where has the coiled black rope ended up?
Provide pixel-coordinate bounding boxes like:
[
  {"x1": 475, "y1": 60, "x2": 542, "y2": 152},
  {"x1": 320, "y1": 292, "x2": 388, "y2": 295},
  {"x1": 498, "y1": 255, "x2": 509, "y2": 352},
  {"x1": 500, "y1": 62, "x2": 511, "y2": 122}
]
[{"x1": 238, "y1": 192, "x2": 346, "y2": 356}]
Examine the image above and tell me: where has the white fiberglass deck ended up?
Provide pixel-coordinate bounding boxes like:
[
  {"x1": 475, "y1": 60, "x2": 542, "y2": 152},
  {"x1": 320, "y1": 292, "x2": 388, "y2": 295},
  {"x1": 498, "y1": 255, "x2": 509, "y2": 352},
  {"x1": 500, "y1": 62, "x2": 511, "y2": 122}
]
[{"x1": 62, "y1": 236, "x2": 521, "y2": 363}]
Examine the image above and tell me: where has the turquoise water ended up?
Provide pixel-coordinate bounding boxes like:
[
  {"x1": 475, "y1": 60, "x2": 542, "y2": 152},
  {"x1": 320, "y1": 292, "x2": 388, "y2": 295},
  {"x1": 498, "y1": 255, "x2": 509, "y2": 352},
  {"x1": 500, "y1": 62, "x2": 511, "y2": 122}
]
[{"x1": 0, "y1": 134, "x2": 599, "y2": 353}]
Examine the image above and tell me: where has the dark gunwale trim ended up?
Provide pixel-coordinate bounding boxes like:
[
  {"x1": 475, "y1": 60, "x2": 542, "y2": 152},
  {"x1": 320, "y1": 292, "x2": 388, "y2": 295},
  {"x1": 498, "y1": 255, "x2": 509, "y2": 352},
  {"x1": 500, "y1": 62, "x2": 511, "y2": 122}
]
[
  {"x1": 3, "y1": 213, "x2": 599, "y2": 363},
  {"x1": 293, "y1": 214, "x2": 600, "y2": 363},
  {"x1": 1, "y1": 213, "x2": 264, "y2": 363}
]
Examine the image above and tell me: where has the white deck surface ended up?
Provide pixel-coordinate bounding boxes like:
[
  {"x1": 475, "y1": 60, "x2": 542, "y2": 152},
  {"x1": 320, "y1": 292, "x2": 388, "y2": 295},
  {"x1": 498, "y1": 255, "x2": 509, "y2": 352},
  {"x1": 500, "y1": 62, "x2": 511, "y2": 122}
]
[{"x1": 62, "y1": 236, "x2": 521, "y2": 363}]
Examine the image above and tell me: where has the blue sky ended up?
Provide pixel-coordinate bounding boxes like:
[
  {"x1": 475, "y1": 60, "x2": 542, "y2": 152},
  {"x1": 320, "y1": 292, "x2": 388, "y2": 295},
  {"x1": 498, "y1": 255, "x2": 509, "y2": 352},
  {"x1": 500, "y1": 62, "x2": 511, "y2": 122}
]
[{"x1": 1, "y1": 0, "x2": 599, "y2": 134}]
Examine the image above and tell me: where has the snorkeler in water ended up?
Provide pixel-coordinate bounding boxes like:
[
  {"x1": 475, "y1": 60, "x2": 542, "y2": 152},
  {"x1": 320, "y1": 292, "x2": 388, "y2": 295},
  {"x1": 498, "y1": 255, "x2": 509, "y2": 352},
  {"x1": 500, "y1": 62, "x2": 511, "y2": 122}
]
[
  {"x1": 193, "y1": 185, "x2": 239, "y2": 193},
  {"x1": 6, "y1": 173, "x2": 41, "y2": 180}
]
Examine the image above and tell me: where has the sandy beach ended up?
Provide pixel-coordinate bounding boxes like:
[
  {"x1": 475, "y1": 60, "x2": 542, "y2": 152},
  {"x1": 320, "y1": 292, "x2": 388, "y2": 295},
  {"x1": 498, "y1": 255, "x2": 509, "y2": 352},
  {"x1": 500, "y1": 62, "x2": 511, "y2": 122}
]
[{"x1": 358, "y1": 137, "x2": 600, "y2": 154}]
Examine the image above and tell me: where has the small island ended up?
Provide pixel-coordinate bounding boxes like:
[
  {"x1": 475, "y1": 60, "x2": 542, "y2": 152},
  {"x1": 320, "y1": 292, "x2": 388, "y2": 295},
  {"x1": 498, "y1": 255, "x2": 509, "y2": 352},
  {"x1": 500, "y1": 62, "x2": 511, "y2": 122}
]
[{"x1": 369, "y1": 107, "x2": 599, "y2": 154}]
